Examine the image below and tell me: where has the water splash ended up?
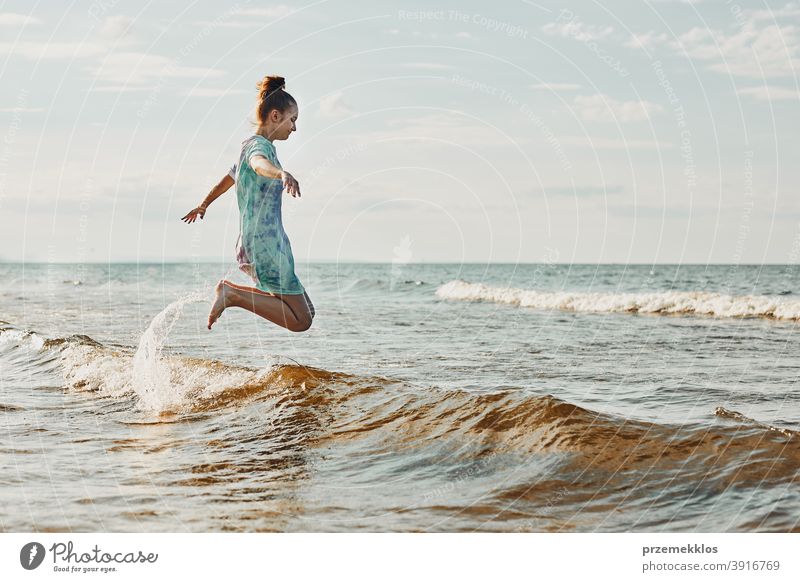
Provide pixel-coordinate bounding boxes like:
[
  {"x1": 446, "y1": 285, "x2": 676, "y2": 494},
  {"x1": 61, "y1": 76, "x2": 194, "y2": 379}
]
[{"x1": 132, "y1": 290, "x2": 209, "y2": 411}]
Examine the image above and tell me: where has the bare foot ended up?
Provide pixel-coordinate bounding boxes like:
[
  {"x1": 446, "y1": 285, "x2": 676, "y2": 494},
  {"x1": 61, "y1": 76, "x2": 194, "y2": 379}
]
[{"x1": 208, "y1": 280, "x2": 234, "y2": 330}]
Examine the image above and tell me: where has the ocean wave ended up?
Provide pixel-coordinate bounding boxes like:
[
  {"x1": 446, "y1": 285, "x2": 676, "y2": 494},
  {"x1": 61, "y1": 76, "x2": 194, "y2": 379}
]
[
  {"x1": 338, "y1": 277, "x2": 427, "y2": 293},
  {"x1": 436, "y1": 280, "x2": 800, "y2": 321},
  {"x1": 0, "y1": 325, "x2": 364, "y2": 414},
  {"x1": 2, "y1": 325, "x2": 797, "y2": 488}
]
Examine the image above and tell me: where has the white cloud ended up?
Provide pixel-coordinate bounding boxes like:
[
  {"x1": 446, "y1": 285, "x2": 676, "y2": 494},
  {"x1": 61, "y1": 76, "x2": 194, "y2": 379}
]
[
  {"x1": 195, "y1": 4, "x2": 297, "y2": 28},
  {"x1": 88, "y1": 85, "x2": 156, "y2": 93},
  {"x1": 0, "y1": 13, "x2": 41, "y2": 26},
  {"x1": 737, "y1": 85, "x2": 800, "y2": 100},
  {"x1": 0, "y1": 106, "x2": 43, "y2": 112},
  {"x1": 191, "y1": 20, "x2": 259, "y2": 29},
  {"x1": 625, "y1": 30, "x2": 669, "y2": 50},
  {"x1": 562, "y1": 136, "x2": 671, "y2": 149},
  {"x1": 0, "y1": 16, "x2": 139, "y2": 61},
  {"x1": 318, "y1": 91, "x2": 354, "y2": 118},
  {"x1": 235, "y1": 6, "x2": 296, "y2": 18},
  {"x1": 0, "y1": 40, "x2": 105, "y2": 59},
  {"x1": 98, "y1": 15, "x2": 136, "y2": 40},
  {"x1": 744, "y1": 3, "x2": 800, "y2": 22},
  {"x1": 673, "y1": 22, "x2": 800, "y2": 77},
  {"x1": 542, "y1": 21, "x2": 614, "y2": 42},
  {"x1": 573, "y1": 94, "x2": 664, "y2": 122},
  {"x1": 542, "y1": 184, "x2": 625, "y2": 197},
  {"x1": 180, "y1": 87, "x2": 248, "y2": 98},
  {"x1": 358, "y1": 112, "x2": 537, "y2": 147},
  {"x1": 399, "y1": 62, "x2": 455, "y2": 71},
  {"x1": 335, "y1": 112, "x2": 534, "y2": 148},
  {"x1": 531, "y1": 82, "x2": 582, "y2": 90},
  {"x1": 88, "y1": 52, "x2": 224, "y2": 86}
]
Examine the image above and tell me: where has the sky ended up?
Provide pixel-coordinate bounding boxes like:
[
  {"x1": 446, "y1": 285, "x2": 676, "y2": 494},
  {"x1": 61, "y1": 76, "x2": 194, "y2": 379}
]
[{"x1": 1, "y1": 0, "x2": 799, "y2": 263}]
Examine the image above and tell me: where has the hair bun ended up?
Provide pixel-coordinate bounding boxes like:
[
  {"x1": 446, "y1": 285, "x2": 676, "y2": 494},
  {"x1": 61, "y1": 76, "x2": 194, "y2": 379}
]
[
  {"x1": 254, "y1": 74, "x2": 296, "y2": 123},
  {"x1": 258, "y1": 75, "x2": 286, "y2": 95}
]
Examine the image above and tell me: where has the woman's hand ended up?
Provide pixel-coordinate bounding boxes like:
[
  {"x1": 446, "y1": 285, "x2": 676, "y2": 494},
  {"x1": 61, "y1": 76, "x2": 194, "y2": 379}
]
[
  {"x1": 181, "y1": 206, "x2": 206, "y2": 223},
  {"x1": 281, "y1": 171, "x2": 301, "y2": 198}
]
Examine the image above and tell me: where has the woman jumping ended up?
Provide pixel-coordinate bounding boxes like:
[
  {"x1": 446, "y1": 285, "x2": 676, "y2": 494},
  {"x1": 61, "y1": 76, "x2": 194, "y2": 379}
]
[{"x1": 182, "y1": 75, "x2": 315, "y2": 332}]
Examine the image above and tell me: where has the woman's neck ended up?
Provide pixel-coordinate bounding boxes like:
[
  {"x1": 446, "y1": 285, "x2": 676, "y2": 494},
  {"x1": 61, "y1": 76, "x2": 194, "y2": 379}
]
[{"x1": 256, "y1": 125, "x2": 274, "y2": 142}]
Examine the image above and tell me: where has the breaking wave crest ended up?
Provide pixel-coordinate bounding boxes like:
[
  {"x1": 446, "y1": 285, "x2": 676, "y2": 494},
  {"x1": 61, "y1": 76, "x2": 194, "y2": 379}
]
[{"x1": 436, "y1": 280, "x2": 800, "y2": 321}]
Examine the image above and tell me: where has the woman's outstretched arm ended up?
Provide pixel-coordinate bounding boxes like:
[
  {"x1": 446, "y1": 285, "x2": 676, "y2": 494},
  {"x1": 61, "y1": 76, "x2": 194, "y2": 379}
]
[
  {"x1": 182, "y1": 173, "x2": 235, "y2": 223},
  {"x1": 250, "y1": 154, "x2": 301, "y2": 198}
]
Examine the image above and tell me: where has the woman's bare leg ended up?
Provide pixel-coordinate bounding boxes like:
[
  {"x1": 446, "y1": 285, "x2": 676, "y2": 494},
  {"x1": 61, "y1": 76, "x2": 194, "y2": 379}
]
[
  {"x1": 224, "y1": 280, "x2": 314, "y2": 319},
  {"x1": 208, "y1": 280, "x2": 314, "y2": 332}
]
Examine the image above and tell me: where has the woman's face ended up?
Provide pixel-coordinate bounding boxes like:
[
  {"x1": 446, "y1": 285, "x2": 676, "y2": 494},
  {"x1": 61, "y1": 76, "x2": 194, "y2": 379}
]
[{"x1": 273, "y1": 103, "x2": 298, "y2": 140}]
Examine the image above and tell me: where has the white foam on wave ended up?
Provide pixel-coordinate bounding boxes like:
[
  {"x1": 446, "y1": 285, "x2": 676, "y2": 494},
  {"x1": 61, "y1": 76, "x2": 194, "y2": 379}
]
[
  {"x1": 0, "y1": 329, "x2": 45, "y2": 352},
  {"x1": 56, "y1": 339, "x2": 263, "y2": 410},
  {"x1": 436, "y1": 280, "x2": 800, "y2": 321},
  {"x1": 60, "y1": 343, "x2": 136, "y2": 397},
  {"x1": 3, "y1": 282, "x2": 275, "y2": 413}
]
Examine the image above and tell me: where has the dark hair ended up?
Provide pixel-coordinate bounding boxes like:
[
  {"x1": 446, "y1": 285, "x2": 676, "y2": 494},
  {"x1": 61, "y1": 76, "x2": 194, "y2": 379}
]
[{"x1": 256, "y1": 75, "x2": 296, "y2": 123}]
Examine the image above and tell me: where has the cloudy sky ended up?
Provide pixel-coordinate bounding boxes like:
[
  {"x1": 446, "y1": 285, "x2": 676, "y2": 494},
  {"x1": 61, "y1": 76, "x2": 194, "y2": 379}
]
[{"x1": 1, "y1": 0, "x2": 798, "y2": 263}]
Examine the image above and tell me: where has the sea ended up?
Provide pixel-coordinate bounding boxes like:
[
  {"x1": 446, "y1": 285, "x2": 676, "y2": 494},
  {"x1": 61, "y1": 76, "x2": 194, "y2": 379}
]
[{"x1": 1, "y1": 262, "x2": 799, "y2": 532}]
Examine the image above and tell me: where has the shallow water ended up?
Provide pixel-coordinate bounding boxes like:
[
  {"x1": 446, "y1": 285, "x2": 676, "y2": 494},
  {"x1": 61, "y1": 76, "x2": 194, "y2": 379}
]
[{"x1": 1, "y1": 262, "x2": 799, "y2": 531}]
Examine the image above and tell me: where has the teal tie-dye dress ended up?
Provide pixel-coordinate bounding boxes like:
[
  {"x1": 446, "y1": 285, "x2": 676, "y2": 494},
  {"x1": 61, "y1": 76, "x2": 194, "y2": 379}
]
[{"x1": 234, "y1": 135, "x2": 305, "y2": 295}]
